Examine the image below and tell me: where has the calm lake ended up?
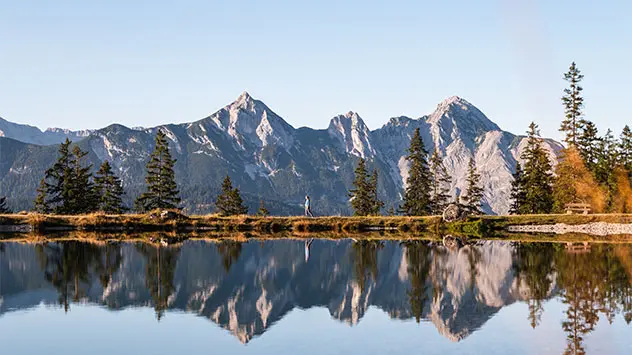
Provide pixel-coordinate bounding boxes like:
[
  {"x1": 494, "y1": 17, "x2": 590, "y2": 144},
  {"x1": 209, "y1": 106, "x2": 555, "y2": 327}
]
[{"x1": 1, "y1": 238, "x2": 631, "y2": 354}]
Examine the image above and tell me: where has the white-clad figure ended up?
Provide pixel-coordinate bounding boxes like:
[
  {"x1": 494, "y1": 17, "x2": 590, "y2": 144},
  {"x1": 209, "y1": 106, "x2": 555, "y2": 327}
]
[
  {"x1": 305, "y1": 238, "x2": 313, "y2": 263},
  {"x1": 305, "y1": 195, "x2": 314, "y2": 217}
]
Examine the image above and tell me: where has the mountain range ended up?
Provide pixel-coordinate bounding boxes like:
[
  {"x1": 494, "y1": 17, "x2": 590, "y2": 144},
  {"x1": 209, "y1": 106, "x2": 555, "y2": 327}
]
[{"x1": 0, "y1": 93, "x2": 563, "y2": 214}]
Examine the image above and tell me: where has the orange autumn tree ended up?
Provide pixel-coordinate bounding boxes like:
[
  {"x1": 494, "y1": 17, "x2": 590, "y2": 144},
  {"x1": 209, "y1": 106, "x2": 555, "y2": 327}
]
[
  {"x1": 553, "y1": 146, "x2": 606, "y2": 213},
  {"x1": 611, "y1": 167, "x2": 632, "y2": 213}
]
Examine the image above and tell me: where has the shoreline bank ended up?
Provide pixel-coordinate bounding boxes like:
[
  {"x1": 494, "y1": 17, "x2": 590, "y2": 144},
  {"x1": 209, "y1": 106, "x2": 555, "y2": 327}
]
[{"x1": 2, "y1": 213, "x2": 632, "y2": 237}]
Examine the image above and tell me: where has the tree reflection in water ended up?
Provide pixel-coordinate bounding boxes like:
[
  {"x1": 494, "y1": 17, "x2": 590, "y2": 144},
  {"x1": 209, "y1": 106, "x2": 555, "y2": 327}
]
[
  {"x1": 351, "y1": 240, "x2": 383, "y2": 291},
  {"x1": 555, "y1": 244, "x2": 632, "y2": 355},
  {"x1": 36, "y1": 241, "x2": 122, "y2": 312},
  {"x1": 216, "y1": 240, "x2": 243, "y2": 274},
  {"x1": 13, "y1": 238, "x2": 632, "y2": 348},
  {"x1": 136, "y1": 242, "x2": 181, "y2": 320},
  {"x1": 512, "y1": 243, "x2": 555, "y2": 328},
  {"x1": 402, "y1": 240, "x2": 432, "y2": 323}
]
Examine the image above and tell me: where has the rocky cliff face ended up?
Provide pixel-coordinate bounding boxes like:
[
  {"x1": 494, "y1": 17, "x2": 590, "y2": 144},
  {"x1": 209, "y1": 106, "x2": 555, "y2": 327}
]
[{"x1": 0, "y1": 93, "x2": 563, "y2": 214}]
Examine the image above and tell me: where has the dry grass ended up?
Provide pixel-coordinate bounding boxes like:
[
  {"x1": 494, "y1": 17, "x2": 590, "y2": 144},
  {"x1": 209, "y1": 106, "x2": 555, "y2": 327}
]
[{"x1": 2, "y1": 212, "x2": 632, "y2": 239}]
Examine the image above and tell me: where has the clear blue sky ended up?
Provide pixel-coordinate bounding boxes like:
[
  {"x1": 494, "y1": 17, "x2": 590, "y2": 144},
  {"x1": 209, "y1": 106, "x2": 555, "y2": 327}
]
[{"x1": 1, "y1": 0, "x2": 630, "y2": 140}]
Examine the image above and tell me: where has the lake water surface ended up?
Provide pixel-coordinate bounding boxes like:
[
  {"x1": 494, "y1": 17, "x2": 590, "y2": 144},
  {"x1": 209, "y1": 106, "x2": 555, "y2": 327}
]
[{"x1": 1, "y1": 238, "x2": 631, "y2": 354}]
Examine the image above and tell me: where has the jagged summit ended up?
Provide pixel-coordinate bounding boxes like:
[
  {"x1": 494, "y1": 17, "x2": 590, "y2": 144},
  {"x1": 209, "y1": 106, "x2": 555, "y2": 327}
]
[
  {"x1": 427, "y1": 95, "x2": 500, "y2": 132},
  {"x1": 328, "y1": 111, "x2": 375, "y2": 158},
  {"x1": 228, "y1": 91, "x2": 260, "y2": 113},
  {"x1": 439, "y1": 95, "x2": 470, "y2": 106},
  {"x1": 0, "y1": 93, "x2": 563, "y2": 214}
]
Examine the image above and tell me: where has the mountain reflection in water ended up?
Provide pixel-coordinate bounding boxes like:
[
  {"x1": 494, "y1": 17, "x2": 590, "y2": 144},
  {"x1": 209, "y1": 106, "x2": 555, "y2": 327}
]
[{"x1": 1, "y1": 239, "x2": 631, "y2": 353}]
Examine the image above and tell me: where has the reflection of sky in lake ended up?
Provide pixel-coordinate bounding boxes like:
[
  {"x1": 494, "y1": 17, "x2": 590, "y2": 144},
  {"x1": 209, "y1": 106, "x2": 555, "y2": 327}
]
[
  {"x1": 1, "y1": 301, "x2": 631, "y2": 354},
  {"x1": 1, "y1": 239, "x2": 632, "y2": 354}
]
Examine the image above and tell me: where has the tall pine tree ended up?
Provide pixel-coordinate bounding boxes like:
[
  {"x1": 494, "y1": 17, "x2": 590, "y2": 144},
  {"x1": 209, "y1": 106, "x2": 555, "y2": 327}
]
[
  {"x1": 135, "y1": 130, "x2": 181, "y2": 211},
  {"x1": 43, "y1": 138, "x2": 74, "y2": 214},
  {"x1": 400, "y1": 128, "x2": 432, "y2": 216},
  {"x1": 576, "y1": 120, "x2": 600, "y2": 171},
  {"x1": 520, "y1": 122, "x2": 554, "y2": 214},
  {"x1": 94, "y1": 161, "x2": 126, "y2": 214},
  {"x1": 429, "y1": 150, "x2": 452, "y2": 215},
  {"x1": 560, "y1": 62, "x2": 586, "y2": 145},
  {"x1": 70, "y1": 145, "x2": 97, "y2": 214},
  {"x1": 509, "y1": 162, "x2": 526, "y2": 215},
  {"x1": 594, "y1": 129, "x2": 619, "y2": 210},
  {"x1": 215, "y1": 175, "x2": 248, "y2": 216},
  {"x1": 0, "y1": 196, "x2": 10, "y2": 214},
  {"x1": 368, "y1": 169, "x2": 384, "y2": 215},
  {"x1": 462, "y1": 158, "x2": 484, "y2": 215}
]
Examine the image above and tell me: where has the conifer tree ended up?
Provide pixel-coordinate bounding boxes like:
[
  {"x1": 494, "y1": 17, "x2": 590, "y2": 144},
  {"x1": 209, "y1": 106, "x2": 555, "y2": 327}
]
[
  {"x1": 509, "y1": 162, "x2": 526, "y2": 215},
  {"x1": 577, "y1": 120, "x2": 600, "y2": 171},
  {"x1": 34, "y1": 178, "x2": 50, "y2": 213},
  {"x1": 0, "y1": 196, "x2": 10, "y2": 214},
  {"x1": 520, "y1": 122, "x2": 554, "y2": 214},
  {"x1": 70, "y1": 145, "x2": 97, "y2": 214},
  {"x1": 369, "y1": 169, "x2": 384, "y2": 215},
  {"x1": 560, "y1": 62, "x2": 586, "y2": 145},
  {"x1": 94, "y1": 161, "x2": 126, "y2": 214},
  {"x1": 349, "y1": 158, "x2": 373, "y2": 216},
  {"x1": 135, "y1": 130, "x2": 181, "y2": 211},
  {"x1": 619, "y1": 125, "x2": 632, "y2": 173},
  {"x1": 595, "y1": 129, "x2": 619, "y2": 210},
  {"x1": 256, "y1": 199, "x2": 269, "y2": 217},
  {"x1": 400, "y1": 128, "x2": 432, "y2": 216},
  {"x1": 428, "y1": 150, "x2": 452, "y2": 215},
  {"x1": 215, "y1": 175, "x2": 248, "y2": 216},
  {"x1": 36, "y1": 139, "x2": 97, "y2": 214},
  {"x1": 462, "y1": 158, "x2": 484, "y2": 215},
  {"x1": 44, "y1": 138, "x2": 74, "y2": 214}
]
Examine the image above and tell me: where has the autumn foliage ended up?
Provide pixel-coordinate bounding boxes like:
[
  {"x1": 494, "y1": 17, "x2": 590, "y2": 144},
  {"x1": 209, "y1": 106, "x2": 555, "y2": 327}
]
[
  {"x1": 553, "y1": 146, "x2": 606, "y2": 213},
  {"x1": 611, "y1": 167, "x2": 632, "y2": 213}
]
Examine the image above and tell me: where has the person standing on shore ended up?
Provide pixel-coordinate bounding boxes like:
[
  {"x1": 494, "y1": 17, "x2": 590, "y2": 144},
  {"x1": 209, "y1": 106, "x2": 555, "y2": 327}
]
[{"x1": 305, "y1": 195, "x2": 314, "y2": 217}]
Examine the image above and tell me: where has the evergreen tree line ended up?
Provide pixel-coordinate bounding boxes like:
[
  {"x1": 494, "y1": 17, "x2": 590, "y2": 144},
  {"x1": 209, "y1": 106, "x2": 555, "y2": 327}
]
[
  {"x1": 33, "y1": 139, "x2": 126, "y2": 214},
  {"x1": 29, "y1": 62, "x2": 629, "y2": 218},
  {"x1": 31, "y1": 129, "x2": 252, "y2": 216},
  {"x1": 349, "y1": 127, "x2": 485, "y2": 216},
  {"x1": 511, "y1": 62, "x2": 632, "y2": 214}
]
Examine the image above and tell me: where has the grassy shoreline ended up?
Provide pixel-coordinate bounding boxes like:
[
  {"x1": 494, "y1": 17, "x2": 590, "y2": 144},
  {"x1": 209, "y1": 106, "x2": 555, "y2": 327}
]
[
  {"x1": 2, "y1": 212, "x2": 632, "y2": 237},
  {"x1": 0, "y1": 213, "x2": 444, "y2": 234}
]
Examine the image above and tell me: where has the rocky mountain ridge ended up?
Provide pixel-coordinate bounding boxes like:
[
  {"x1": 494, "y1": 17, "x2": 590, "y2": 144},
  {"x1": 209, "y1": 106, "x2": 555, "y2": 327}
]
[
  {"x1": 0, "y1": 116, "x2": 91, "y2": 146},
  {"x1": 0, "y1": 93, "x2": 563, "y2": 214}
]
